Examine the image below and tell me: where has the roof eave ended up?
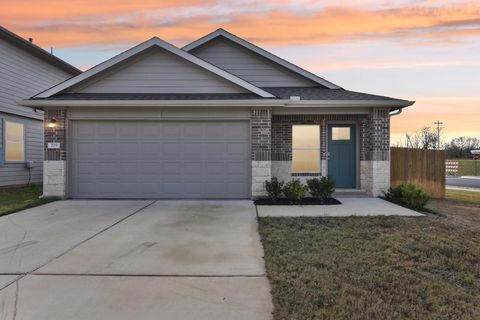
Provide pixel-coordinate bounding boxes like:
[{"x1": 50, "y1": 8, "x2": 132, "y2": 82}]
[
  {"x1": 0, "y1": 25, "x2": 81, "y2": 75},
  {"x1": 285, "y1": 100, "x2": 415, "y2": 108},
  {"x1": 21, "y1": 99, "x2": 288, "y2": 108},
  {"x1": 21, "y1": 98, "x2": 415, "y2": 108}
]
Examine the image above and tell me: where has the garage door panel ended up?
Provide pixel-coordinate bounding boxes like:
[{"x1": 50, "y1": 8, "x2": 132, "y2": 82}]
[
  {"x1": 70, "y1": 120, "x2": 249, "y2": 199},
  {"x1": 226, "y1": 122, "x2": 249, "y2": 138},
  {"x1": 227, "y1": 142, "x2": 248, "y2": 156},
  {"x1": 204, "y1": 142, "x2": 225, "y2": 156},
  {"x1": 162, "y1": 123, "x2": 182, "y2": 138}
]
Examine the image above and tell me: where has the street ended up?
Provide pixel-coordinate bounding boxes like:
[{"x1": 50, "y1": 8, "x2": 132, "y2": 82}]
[{"x1": 446, "y1": 177, "x2": 480, "y2": 189}]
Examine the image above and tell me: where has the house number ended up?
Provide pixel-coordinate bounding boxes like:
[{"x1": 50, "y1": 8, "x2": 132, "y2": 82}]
[{"x1": 47, "y1": 142, "x2": 60, "y2": 149}]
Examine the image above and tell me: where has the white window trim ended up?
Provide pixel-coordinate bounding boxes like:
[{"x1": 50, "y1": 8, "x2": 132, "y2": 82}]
[
  {"x1": 4, "y1": 120, "x2": 26, "y2": 163},
  {"x1": 291, "y1": 124, "x2": 321, "y2": 174}
]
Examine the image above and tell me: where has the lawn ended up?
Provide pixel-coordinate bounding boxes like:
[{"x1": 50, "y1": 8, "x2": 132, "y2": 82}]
[
  {"x1": 0, "y1": 185, "x2": 56, "y2": 217},
  {"x1": 446, "y1": 189, "x2": 480, "y2": 204},
  {"x1": 258, "y1": 198, "x2": 480, "y2": 320}
]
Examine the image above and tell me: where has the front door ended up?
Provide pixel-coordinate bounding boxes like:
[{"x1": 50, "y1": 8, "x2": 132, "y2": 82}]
[{"x1": 328, "y1": 125, "x2": 356, "y2": 188}]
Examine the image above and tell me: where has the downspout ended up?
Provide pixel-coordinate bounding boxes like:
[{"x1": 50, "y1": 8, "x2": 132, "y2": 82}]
[{"x1": 389, "y1": 107, "x2": 402, "y2": 117}]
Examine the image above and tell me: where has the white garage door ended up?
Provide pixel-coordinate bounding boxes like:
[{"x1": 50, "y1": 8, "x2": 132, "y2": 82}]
[{"x1": 69, "y1": 120, "x2": 250, "y2": 199}]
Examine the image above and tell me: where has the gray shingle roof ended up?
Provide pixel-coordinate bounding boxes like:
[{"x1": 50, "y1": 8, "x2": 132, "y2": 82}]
[
  {"x1": 39, "y1": 87, "x2": 408, "y2": 103},
  {"x1": 43, "y1": 93, "x2": 263, "y2": 100},
  {"x1": 262, "y1": 87, "x2": 408, "y2": 102}
]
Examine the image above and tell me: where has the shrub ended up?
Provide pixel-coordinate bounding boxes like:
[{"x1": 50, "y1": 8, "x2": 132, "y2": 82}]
[
  {"x1": 306, "y1": 176, "x2": 336, "y2": 200},
  {"x1": 383, "y1": 184, "x2": 429, "y2": 211},
  {"x1": 264, "y1": 177, "x2": 284, "y2": 202},
  {"x1": 383, "y1": 185, "x2": 403, "y2": 204},
  {"x1": 283, "y1": 179, "x2": 306, "y2": 204},
  {"x1": 401, "y1": 184, "x2": 429, "y2": 210}
]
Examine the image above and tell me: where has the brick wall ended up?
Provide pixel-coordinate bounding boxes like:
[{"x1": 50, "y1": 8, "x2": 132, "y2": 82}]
[
  {"x1": 251, "y1": 108, "x2": 271, "y2": 161},
  {"x1": 271, "y1": 114, "x2": 370, "y2": 161},
  {"x1": 271, "y1": 111, "x2": 390, "y2": 162},
  {"x1": 44, "y1": 108, "x2": 66, "y2": 161},
  {"x1": 364, "y1": 108, "x2": 390, "y2": 161}
]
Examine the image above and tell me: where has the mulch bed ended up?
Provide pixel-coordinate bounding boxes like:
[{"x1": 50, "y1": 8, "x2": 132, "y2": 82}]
[{"x1": 254, "y1": 197, "x2": 341, "y2": 206}]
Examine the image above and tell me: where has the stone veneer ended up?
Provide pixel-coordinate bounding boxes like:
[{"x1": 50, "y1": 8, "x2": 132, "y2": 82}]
[
  {"x1": 44, "y1": 108, "x2": 67, "y2": 198},
  {"x1": 43, "y1": 160, "x2": 67, "y2": 198}
]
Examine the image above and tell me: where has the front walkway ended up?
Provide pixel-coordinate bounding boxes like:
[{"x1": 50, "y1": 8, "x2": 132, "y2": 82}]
[
  {"x1": 257, "y1": 197, "x2": 422, "y2": 217},
  {"x1": 0, "y1": 200, "x2": 272, "y2": 320}
]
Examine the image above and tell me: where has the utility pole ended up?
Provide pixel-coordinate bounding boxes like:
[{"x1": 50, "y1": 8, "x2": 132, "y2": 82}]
[{"x1": 434, "y1": 120, "x2": 443, "y2": 149}]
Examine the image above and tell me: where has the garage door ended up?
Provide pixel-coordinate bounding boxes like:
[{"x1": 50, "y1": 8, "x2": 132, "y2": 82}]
[{"x1": 69, "y1": 120, "x2": 250, "y2": 199}]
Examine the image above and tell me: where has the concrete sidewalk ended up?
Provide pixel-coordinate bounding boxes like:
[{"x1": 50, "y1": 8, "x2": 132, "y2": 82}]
[{"x1": 257, "y1": 197, "x2": 423, "y2": 217}]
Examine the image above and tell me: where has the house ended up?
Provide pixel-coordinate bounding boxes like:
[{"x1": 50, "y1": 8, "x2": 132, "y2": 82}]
[
  {"x1": 23, "y1": 29, "x2": 414, "y2": 199},
  {"x1": 0, "y1": 26, "x2": 80, "y2": 187}
]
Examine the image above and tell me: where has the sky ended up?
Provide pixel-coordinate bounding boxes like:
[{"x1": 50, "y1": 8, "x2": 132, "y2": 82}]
[{"x1": 2, "y1": 0, "x2": 479, "y2": 144}]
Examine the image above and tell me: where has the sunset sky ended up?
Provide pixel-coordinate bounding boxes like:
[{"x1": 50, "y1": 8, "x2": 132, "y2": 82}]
[{"x1": 2, "y1": 0, "x2": 479, "y2": 144}]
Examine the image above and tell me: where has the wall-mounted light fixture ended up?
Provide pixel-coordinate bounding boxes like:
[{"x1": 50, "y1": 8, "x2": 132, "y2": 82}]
[{"x1": 47, "y1": 118, "x2": 57, "y2": 128}]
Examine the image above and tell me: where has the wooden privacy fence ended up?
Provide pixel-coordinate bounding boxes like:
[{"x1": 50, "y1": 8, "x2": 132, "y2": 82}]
[{"x1": 390, "y1": 147, "x2": 445, "y2": 198}]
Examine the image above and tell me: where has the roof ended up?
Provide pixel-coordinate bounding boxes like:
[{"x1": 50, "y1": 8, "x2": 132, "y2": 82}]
[
  {"x1": 183, "y1": 28, "x2": 342, "y2": 90},
  {"x1": 42, "y1": 92, "x2": 262, "y2": 100},
  {"x1": 263, "y1": 87, "x2": 409, "y2": 102},
  {"x1": 0, "y1": 25, "x2": 81, "y2": 75},
  {"x1": 33, "y1": 37, "x2": 275, "y2": 99},
  {"x1": 39, "y1": 88, "x2": 409, "y2": 103}
]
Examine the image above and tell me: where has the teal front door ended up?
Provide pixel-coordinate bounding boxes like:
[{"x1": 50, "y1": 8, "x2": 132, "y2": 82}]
[{"x1": 328, "y1": 125, "x2": 356, "y2": 188}]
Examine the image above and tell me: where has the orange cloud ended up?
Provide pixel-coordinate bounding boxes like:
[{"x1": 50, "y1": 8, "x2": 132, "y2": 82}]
[{"x1": 1, "y1": 1, "x2": 479, "y2": 48}]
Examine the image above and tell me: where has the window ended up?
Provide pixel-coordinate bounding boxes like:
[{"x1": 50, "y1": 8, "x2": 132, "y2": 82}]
[
  {"x1": 292, "y1": 125, "x2": 320, "y2": 173},
  {"x1": 5, "y1": 121, "x2": 25, "y2": 161},
  {"x1": 332, "y1": 127, "x2": 351, "y2": 140}
]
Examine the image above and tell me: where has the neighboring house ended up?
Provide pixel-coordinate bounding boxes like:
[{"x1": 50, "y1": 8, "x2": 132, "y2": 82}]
[
  {"x1": 0, "y1": 26, "x2": 80, "y2": 187},
  {"x1": 23, "y1": 29, "x2": 414, "y2": 199}
]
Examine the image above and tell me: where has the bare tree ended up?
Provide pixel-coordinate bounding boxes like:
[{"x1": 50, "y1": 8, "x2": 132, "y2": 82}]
[
  {"x1": 444, "y1": 137, "x2": 480, "y2": 158},
  {"x1": 398, "y1": 126, "x2": 441, "y2": 149}
]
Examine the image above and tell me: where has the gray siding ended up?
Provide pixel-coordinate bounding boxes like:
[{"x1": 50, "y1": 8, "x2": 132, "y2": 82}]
[
  {"x1": 75, "y1": 48, "x2": 248, "y2": 94},
  {"x1": 190, "y1": 37, "x2": 317, "y2": 87},
  {"x1": 0, "y1": 37, "x2": 73, "y2": 119},
  {"x1": 0, "y1": 113, "x2": 43, "y2": 187},
  {"x1": 0, "y1": 37, "x2": 74, "y2": 187}
]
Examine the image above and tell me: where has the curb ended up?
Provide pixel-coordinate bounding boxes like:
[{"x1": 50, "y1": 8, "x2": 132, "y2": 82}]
[
  {"x1": 461, "y1": 176, "x2": 480, "y2": 180},
  {"x1": 446, "y1": 186, "x2": 480, "y2": 192}
]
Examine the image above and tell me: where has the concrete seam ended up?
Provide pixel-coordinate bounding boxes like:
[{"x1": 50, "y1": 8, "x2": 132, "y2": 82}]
[
  {"x1": 0, "y1": 200, "x2": 157, "y2": 292},
  {"x1": 27, "y1": 273, "x2": 267, "y2": 278}
]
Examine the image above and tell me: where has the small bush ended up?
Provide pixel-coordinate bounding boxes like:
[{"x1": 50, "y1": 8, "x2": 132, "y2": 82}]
[
  {"x1": 383, "y1": 185, "x2": 403, "y2": 204},
  {"x1": 306, "y1": 176, "x2": 336, "y2": 200},
  {"x1": 383, "y1": 184, "x2": 429, "y2": 211},
  {"x1": 283, "y1": 179, "x2": 307, "y2": 204},
  {"x1": 401, "y1": 184, "x2": 429, "y2": 210},
  {"x1": 265, "y1": 177, "x2": 284, "y2": 202}
]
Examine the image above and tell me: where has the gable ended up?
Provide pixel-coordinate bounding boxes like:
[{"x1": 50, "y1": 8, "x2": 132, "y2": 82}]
[
  {"x1": 190, "y1": 37, "x2": 318, "y2": 87},
  {"x1": 72, "y1": 47, "x2": 249, "y2": 94},
  {"x1": 189, "y1": 37, "x2": 318, "y2": 88},
  {"x1": 0, "y1": 37, "x2": 73, "y2": 119}
]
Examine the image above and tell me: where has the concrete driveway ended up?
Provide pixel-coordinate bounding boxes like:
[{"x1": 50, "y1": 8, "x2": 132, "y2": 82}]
[{"x1": 0, "y1": 200, "x2": 272, "y2": 320}]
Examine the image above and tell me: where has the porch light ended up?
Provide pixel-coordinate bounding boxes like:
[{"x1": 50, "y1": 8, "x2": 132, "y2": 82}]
[{"x1": 47, "y1": 118, "x2": 57, "y2": 128}]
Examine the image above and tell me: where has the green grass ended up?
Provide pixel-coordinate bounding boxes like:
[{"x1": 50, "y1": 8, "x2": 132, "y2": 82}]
[
  {"x1": 446, "y1": 189, "x2": 480, "y2": 204},
  {"x1": 447, "y1": 159, "x2": 480, "y2": 176},
  {"x1": 0, "y1": 185, "x2": 57, "y2": 217},
  {"x1": 259, "y1": 205, "x2": 480, "y2": 319}
]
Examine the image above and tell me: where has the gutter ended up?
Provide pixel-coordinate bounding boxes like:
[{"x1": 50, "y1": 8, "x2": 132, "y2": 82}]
[
  {"x1": 21, "y1": 99, "x2": 288, "y2": 108},
  {"x1": 21, "y1": 98, "x2": 415, "y2": 109}
]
